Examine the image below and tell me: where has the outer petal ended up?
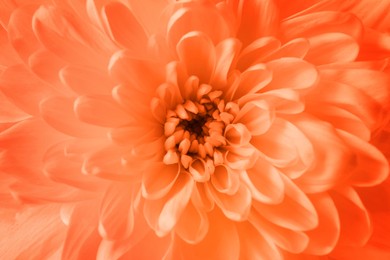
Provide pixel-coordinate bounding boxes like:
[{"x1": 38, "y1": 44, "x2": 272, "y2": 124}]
[
  {"x1": 167, "y1": 209, "x2": 239, "y2": 260},
  {"x1": 102, "y1": 2, "x2": 148, "y2": 52},
  {"x1": 176, "y1": 31, "x2": 216, "y2": 83},
  {"x1": 62, "y1": 202, "x2": 101, "y2": 260},
  {"x1": 98, "y1": 183, "x2": 134, "y2": 241},
  {"x1": 253, "y1": 175, "x2": 318, "y2": 231}
]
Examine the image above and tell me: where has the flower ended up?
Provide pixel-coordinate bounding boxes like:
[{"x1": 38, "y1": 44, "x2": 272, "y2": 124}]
[{"x1": 1, "y1": 0, "x2": 390, "y2": 259}]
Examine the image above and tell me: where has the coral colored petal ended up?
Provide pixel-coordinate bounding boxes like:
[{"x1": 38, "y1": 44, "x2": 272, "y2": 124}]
[
  {"x1": 0, "y1": 65, "x2": 56, "y2": 115},
  {"x1": 234, "y1": 99, "x2": 274, "y2": 135},
  {"x1": 82, "y1": 145, "x2": 136, "y2": 181},
  {"x1": 43, "y1": 140, "x2": 103, "y2": 191},
  {"x1": 253, "y1": 175, "x2": 318, "y2": 231},
  {"x1": 74, "y1": 95, "x2": 130, "y2": 127},
  {"x1": 292, "y1": 117, "x2": 354, "y2": 192},
  {"x1": 168, "y1": 209, "x2": 240, "y2": 260},
  {"x1": 0, "y1": 205, "x2": 66, "y2": 260},
  {"x1": 304, "y1": 193, "x2": 340, "y2": 255},
  {"x1": 167, "y1": 4, "x2": 230, "y2": 47},
  {"x1": 235, "y1": 0, "x2": 279, "y2": 45},
  {"x1": 251, "y1": 118, "x2": 314, "y2": 177},
  {"x1": 60, "y1": 65, "x2": 113, "y2": 95},
  {"x1": 62, "y1": 202, "x2": 101, "y2": 260},
  {"x1": 212, "y1": 38, "x2": 241, "y2": 86},
  {"x1": 32, "y1": 6, "x2": 107, "y2": 68},
  {"x1": 338, "y1": 130, "x2": 389, "y2": 187},
  {"x1": 210, "y1": 164, "x2": 240, "y2": 195},
  {"x1": 237, "y1": 36, "x2": 281, "y2": 70},
  {"x1": 265, "y1": 57, "x2": 318, "y2": 90},
  {"x1": 99, "y1": 183, "x2": 134, "y2": 240},
  {"x1": 176, "y1": 31, "x2": 216, "y2": 83},
  {"x1": 102, "y1": 2, "x2": 148, "y2": 51},
  {"x1": 307, "y1": 79, "x2": 385, "y2": 130},
  {"x1": 0, "y1": 91, "x2": 30, "y2": 123},
  {"x1": 308, "y1": 104, "x2": 371, "y2": 141},
  {"x1": 263, "y1": 37, "x2": 310, "y2": 61},
  {"x1": 249, "y1": 209, "x2": 310, "y2": 254},
  {"x1": 109, "y1": 50, "x2": 164, "y2": 94},
  {"x1": 142, "y1": 163, "x2": 180, "y2": 200},
  {"x1": 331, "y1": 187, "x2": 372, "y2": 247},
  {"x1": 191, "y1": 182, "x2": 215, "y2": 212},
  {"x1": 231, "y1": 64, "x2": 272, "y2": 100},
  {"x1": 320, "y1": 68, "x2": 390, "y2": 106},
  {"x1": 29, "y1": 49, "x2": 67, "y2": 87},
  {"x1": 208, "y1": 182, "x2": 251, "y2": 221},
  {"x1": 242, "y1": 156, "x2": 285, "y2": 204},
  {"x1": 238, "y1": 222, "x2": 282, "y2": 260},
  {"x1": 281, "y1": 11, "x2": 363, "y2": 41},
  {"x1": 8, "y1": 6, "x2": 41, "y2": 60},
  {"x1": 0, "y1": 118, "x2": 64, "y2": 170},
  {"x1": 305, "y1": 33, "x2": 359, "y2": 65},
  {"x1": 40, "y1": 96, "x2": 106, "y2": 138},
  {"x1": 175, "y1": 201, "x2": 209, "y2": 244},
  {"x1": 144, "y1": 172, "x2": 194, "y2": 237},
  {"x1": 225, "y1": 123, "x2": 252, "y2": 146}
]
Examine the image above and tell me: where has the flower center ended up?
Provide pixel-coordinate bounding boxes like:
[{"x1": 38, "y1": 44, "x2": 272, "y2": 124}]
[{"x1": 162, "y1": 84, "x2": 238, "y2": 171}]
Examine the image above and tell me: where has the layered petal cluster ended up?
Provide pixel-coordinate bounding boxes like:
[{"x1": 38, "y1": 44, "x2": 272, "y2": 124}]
[{"x1": 1, "y1": 0, "x2": 390, "y2": 259}]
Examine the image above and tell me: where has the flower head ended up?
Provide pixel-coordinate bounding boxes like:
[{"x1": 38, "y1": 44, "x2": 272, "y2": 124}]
[{"x1": 1, "y1": 0, "x2": 390, "y2": 259}]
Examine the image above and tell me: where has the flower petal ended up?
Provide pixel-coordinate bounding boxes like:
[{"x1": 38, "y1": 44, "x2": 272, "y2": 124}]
[
  {"x1": 167, "y1": 4, "x2": 230, "y2": 47},
  {"x1": 175, "y1": 201, "x2": 209, "y2": 244},
  {"x1": 241, "y1": 156, "x2": 285, "y2": 204},
  {"x1": 142, "y1": 163, "x2": 180, "y2": 200},
  {"x1": 238, "y1": 222, "x2": 282, "y2": 260},
  {"x1": 62, "y1": 202, "x2": 101, "y2": 259},
  {"x1": 253, "y1": 175, "x2": 318, "y2": 231},
  {"x1": 32, "y1": 5, "x2": 107, "y2": 68},
  {"x1": 167, "y1": 209, "x2": 239, "y2": 260},
  {"x1": 337, "y1": 130, "x2": 389, "y2": 187},
  {"x1": 59, "y1": 65, "x2": 113, "y2": 95},
  {"x1": 281, "y1": 11, "x2": 363, "y2": 41},
  {"x1": 144, "y1": 172, "x2": 194, "y2": 237},
  {"x1": 0, "y1": 65, "x2": 56, "y2": 115},
  {"x1": 98, "y1": 183, "x2": 134, "y2": 240},
  {"x1": 331, "y1": 187, "x2": 372, "y2": 246},
  {"x1": 108, "y1": 50, "x2": 164, "y2": 94},
  {"x1": 265, "y1": 57, "x2": 318, "y2": 90},
  {"x1": 305, "y1": 33, "x2": 359, "y2": 65},
  {"x1": 249, "y1": 208, "x2": 310, "y2": 254},
  {"x1": 208, "y1": 182, "x2": 251, "y2": 221},
  {"x1": 8, "y1": 6, "x2": 41, "y2": 60},
  {"x1": 235, "y1": 0, "x2": 279, "y2": 45},
  {"x1": 304, "y1": 193, "x2": 340, "y2": 255},
  {"x1": 234, "y1": 100, "x2": 274, "y2": 135},
  {"x1": 74, "y1": 95, "x2": 130, "y2": 127},
  {"x1": 176, "y1": 31, "x2": 216, "y2": 83},
  {"x1": 102, "y1": 2, "x2": 148, "y2": 52},
  {"x1": 40, "y1": 96, "x2": 106, "y2": 137}
]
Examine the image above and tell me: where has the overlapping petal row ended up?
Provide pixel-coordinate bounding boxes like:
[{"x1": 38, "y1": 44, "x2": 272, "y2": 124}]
[{"x1": 0, "y1": 0, "x2": 390, "y2": 259}]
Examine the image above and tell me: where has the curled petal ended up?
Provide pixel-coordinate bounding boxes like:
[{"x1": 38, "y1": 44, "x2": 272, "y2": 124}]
[
  {"x1": 176, "y1": 31, "x2": 216, "y2": 83},
  {"x1": 208, "y1": 182, "x2": 251, "y2": 221},
  {"x1": 225, "y1": 123, "x2": 251, "y2": 146},
  {"x1": 253, "y1": 175, "x2": 318, "y2": 231},
  {"x1": 99, "y1": 183, "x2": 134, "y2": 240},
  {"x1": 210, "y1": 164, "x2": 240, "y2": 195},
  {"x1": 142, "y1": 163, "x2": 180, "y2": 200},
  {"x1": 234, "y1": 100, "x2": 274, "y2": 136},
  {"x1": 74, "y1": 95, "x2": 130, "y2": 127},
  {"x1": 102, "y1": 2, "x2": 148, "y2": 52},
  {"x1": 241, "y1": 157, "x2": 285, "y2": 204},
  {"x1": 175, "y1": 201, "x2": 209, "y2": 244},
  {"x1": 144, "y1": 172, "x2": 194, "y2": 237}
]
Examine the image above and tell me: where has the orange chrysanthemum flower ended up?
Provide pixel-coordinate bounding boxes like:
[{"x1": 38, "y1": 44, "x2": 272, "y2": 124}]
[{"x1": 1, "y1": 0, "x2": 390, "y2": 259}]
